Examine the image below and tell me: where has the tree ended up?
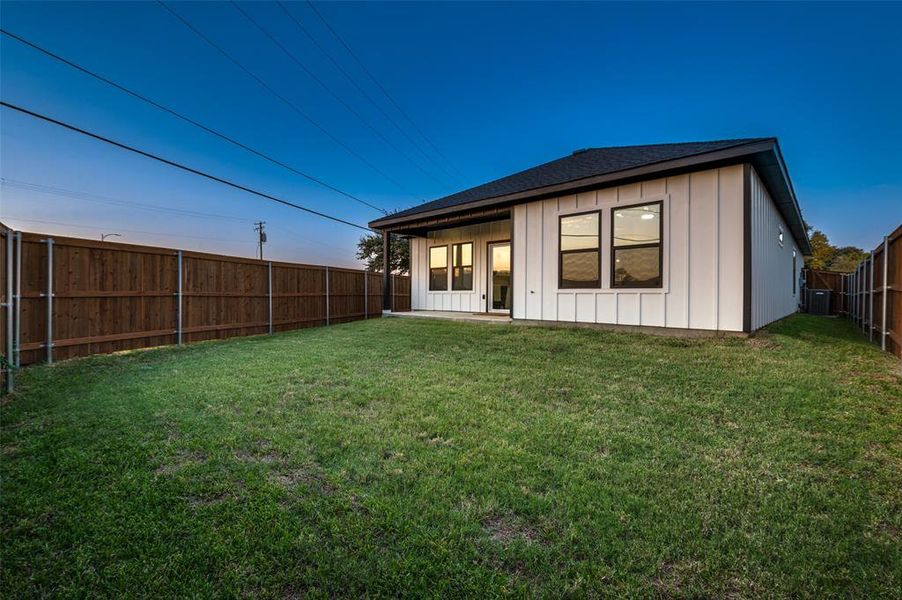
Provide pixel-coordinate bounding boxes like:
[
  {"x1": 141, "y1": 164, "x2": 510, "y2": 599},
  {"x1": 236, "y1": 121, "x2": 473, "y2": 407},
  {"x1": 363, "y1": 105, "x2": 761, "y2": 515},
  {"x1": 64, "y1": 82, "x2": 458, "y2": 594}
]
[
  {"x1": 807, "y1": 230, "x2": 834, "y2": 270},
  {"x1": 356, "y1": 233, "x2": 409, "y2": 274},
  {"x1": 803, "y1": 227, "x2": 867, "y2": 273},
  {"x1": 828, "y1": 246, "x2": 869, "y2": 272}
]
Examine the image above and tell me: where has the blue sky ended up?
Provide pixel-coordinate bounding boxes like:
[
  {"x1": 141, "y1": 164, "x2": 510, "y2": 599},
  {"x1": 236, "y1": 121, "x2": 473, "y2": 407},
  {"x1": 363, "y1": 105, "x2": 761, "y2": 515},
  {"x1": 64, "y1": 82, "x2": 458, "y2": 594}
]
[{"x1": 2, "y1": 1, "x2": 900, "y2": 266}]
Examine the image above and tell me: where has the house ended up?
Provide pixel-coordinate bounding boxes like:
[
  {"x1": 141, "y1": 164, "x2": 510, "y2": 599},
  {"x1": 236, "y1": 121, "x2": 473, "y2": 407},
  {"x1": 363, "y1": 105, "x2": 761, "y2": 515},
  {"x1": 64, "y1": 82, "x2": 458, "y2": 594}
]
[{"x1": 370, "y1": 138, "x2": 809, "y2": 333}]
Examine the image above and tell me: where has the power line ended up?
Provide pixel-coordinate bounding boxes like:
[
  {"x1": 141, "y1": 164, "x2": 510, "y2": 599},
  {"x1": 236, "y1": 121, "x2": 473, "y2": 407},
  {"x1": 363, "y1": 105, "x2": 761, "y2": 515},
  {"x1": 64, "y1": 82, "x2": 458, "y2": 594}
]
[
  {"x1": 0, "y1": 28, "x2": 388, "y2": 214},
  {"x1": 230, "y1": 1, "x2": 455, "y2": 191},
  {"x1": 157, "y1": 0, "x2": 424, "y2": 202},
  {"x1": 3, "y1": 216, "x2": 245, "y2": 244},
  {"x1": 1, "y1": 101, "x2": 373, "y2": 232},
  {"x1": 305, "y1": 0, "x2": 467, "y2": 184},
  {"x1": 1, "y1": 178, "x2": 253, "y2": 222},
  {"x1": 277, "y1": 1, "x2": 463, "y2": 188},
  {"x1": 2, "y1": 179, "x2": 355, "y2": 257}
]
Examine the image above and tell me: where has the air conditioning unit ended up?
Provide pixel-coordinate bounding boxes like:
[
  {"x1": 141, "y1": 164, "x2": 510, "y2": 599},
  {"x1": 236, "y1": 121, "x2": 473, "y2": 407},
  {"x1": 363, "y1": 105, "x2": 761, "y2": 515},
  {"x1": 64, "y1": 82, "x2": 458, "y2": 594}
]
[{"x1": 806, "y1": 289, "x2": 831, "y2": 316}]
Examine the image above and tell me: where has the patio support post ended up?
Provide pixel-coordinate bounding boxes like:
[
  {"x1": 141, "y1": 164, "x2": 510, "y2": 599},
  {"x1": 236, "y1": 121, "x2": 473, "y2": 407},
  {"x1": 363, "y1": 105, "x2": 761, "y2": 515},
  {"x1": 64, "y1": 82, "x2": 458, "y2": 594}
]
[
  {"x1": 382, "y1": 230, "x2": 390, "y2": 311},
  {"x1": 45, "y1": 237, "x2": 54, "y2": 364},
  {"x1": 881, "y1": 236, "x2": 889, "y2": 351},
  {"x1": 176, "y1": 250, "x2": 183, "y2": 345},
  {"x1": 268, "y1": 261, "x2": 273, "y2": 334},
  {"x1": 363, "y1": 271, "x2": 368, "y2": 320}
]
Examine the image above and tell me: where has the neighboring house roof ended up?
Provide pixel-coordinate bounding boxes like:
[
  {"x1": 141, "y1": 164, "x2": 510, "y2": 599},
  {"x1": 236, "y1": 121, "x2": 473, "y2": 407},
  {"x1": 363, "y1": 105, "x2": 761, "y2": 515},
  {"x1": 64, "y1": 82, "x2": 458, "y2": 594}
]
[{"x1": 370, "y1": 137, "x2": 810, "y2": 254}]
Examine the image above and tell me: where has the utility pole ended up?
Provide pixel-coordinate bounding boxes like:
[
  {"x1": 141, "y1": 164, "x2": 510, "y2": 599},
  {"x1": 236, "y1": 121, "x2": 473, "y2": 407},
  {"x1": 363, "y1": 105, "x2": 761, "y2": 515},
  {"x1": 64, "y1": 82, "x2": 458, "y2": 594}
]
[{"x1": 254, "y1": 221, "x2": 266, "y2": 260}]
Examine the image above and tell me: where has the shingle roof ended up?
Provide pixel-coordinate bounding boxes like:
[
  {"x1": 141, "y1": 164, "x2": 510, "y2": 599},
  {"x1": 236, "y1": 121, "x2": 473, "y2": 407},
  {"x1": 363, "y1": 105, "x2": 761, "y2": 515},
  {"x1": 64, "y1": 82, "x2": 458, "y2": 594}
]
[{"x1": 382, "y1": 138, "x2": 772, "y2": 221}]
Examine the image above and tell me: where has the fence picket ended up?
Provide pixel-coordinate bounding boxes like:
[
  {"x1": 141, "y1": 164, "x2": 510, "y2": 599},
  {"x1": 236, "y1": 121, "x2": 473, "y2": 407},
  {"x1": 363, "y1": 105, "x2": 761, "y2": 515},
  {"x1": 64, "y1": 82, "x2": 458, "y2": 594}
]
[{"x1": 0, "y1": 226, "x2": 409, "y2": 376}]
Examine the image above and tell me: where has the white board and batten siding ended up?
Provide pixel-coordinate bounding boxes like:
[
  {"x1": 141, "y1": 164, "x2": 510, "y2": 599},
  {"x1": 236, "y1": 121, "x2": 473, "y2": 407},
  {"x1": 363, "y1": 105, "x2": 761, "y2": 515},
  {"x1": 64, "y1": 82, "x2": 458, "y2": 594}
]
[
  {"x1": 512, "y1": 165, "x2": 746, "y2": 331},
  {"x1": 749, "y1": 166, "x2": 802, "y2": 330},
  {"x1": 409, "y1": 220, "x2": 511, "y2": 312},
  {"x1": 408, "y1": 164, "x2": 801, "y2": 332}
]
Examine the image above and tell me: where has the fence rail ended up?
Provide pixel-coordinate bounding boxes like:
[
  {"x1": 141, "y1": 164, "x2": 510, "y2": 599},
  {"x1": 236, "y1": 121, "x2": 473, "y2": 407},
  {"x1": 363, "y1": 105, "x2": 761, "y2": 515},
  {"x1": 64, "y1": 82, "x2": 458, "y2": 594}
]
[
  {"x1": 805, "y1": 224, "x2": 902, "y2": 362},
  {"x1": 848, "y1": 224, "x2": 902, "y2": 359},
  {"x1": 1, "y1": 226, "x2": 408, "y2": 391}
]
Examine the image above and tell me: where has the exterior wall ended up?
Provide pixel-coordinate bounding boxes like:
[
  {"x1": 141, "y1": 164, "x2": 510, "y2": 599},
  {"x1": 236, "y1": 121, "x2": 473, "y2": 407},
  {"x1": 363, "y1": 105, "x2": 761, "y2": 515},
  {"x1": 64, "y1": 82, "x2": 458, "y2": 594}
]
[
  {"x1": 409, "y1": 220, "x2": 511, "y2": 312},
  {"x1": 750, "y1": 166, "x2": 802, "y2": 330},
  {"x1": 511, "y1": 165, "x2": 746, "y2": 331}
]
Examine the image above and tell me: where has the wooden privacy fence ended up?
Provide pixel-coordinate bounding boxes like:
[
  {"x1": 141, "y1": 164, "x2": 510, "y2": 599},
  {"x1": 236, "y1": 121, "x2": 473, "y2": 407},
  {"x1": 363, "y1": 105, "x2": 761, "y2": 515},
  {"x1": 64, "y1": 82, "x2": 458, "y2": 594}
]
[
  {"x1": 1, "y1": 225, "x2": 409, "y2": 391},
  {"x1": 802, "y1": 269, "x2": 849, "y2": 316},
  {"x1": 847, "y1": 224, "x2": 902, "y2": 360},
  {"x1": 391, "y1": 274, "x2": 411, "y2": 312}
]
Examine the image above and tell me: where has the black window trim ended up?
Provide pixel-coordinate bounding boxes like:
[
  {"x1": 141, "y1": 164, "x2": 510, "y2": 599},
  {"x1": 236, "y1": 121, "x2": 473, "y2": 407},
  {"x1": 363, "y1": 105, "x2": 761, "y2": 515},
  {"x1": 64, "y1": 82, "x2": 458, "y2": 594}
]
[
  {"x1": 792, "y1": 249, "x2": 797, "y2": 295},
  {"x1": 428, "y1": 244, "x2": 449, "y2": 291},
  {"x1": 451, "y1": 241, "x2": 474, "y2": 291},
  {"x1": 558, "y1": 209, "x2": 602, "y2": 290},
  {"x1": 610, "y1": 200, "x2": 664, "y2": 290}
]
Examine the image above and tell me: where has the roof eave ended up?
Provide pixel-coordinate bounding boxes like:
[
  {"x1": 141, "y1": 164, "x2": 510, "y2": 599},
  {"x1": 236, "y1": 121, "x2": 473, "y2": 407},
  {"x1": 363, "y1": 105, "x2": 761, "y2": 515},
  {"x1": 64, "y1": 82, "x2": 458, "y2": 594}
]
[
  {"x1": 370, "y1": 138, "x2": 810, "y2": 254},
  {"x1": 370, "y1": 140, "x2": 775, "y2": 229}
]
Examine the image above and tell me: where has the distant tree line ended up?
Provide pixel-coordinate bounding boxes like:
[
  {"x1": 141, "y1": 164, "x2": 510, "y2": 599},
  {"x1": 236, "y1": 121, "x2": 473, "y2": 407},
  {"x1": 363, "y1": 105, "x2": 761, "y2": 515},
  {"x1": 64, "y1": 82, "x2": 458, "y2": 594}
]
[{"x1": 806, "y1": 227, "x2": 868, "y2": 273}]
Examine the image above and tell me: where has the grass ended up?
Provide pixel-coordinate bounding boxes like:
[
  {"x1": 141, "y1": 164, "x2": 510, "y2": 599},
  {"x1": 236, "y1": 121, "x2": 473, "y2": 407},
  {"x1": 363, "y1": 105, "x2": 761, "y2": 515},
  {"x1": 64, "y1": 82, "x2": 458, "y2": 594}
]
[{"x1": 1, "y1": 314, "x2": 900, "y2": 598}]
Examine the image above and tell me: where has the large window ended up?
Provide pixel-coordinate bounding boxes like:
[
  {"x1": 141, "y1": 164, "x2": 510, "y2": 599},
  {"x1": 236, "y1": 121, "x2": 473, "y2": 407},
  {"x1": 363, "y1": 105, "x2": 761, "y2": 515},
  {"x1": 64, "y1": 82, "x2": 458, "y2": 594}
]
[
  {"x1": 429, "y1": 246, "x2": 448, "y2": 291},
  {"x1": 612, "y1": 202, "x2": 663, "y2": 288},
  {"x1": 559, "y1": 211, "x2": 601, "y2": 288},
  {"x1": 451, "y1": 242, "x2": 473, "y2": 290}
]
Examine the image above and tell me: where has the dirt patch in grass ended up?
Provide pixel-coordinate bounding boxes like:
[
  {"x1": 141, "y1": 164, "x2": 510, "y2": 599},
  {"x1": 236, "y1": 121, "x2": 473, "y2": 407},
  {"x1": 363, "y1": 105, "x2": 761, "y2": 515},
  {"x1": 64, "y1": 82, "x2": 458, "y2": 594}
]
[
  {"x1": 746, "y1": 331, "x2": 777, "y2": 349},
  {"x1": 650, "y1": 560, "x2": 702, "y2": 596},
  {"x1": 234, "y1": 440, "x2": 286, "y2": 464},
  {"x1": 188, "y1": 490, "x2": 238, "y2": 508},
  {"x1": 875, "y1": 520, "x2": 899, "y2": 541},
  {"x1": 154, "y1": 450, "x2": 208, "y2": 476},
  {"x1": 269, "y1": 465, "x2": 334, "y2": 495},
  {"x1": 482, "y1": 514, "x2": 541, "y2": 546},
  {"x1": 235, "y1": 450, "x2": 282, "y2": 464}
]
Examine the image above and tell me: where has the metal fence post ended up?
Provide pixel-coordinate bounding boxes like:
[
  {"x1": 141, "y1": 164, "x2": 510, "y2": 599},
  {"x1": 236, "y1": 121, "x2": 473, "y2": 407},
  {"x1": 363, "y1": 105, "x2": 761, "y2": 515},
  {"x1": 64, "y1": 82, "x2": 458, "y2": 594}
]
[
  {"x1": 869, "y1": 254, "x2": 875, "y2": 341},
  {"x1": 363, "y1": 271, "x2": 368, "y2": 320},
  {"x1": 851, "y1": 270, "x2": 856, "y2": 323},
  {"x1": 176, "y1": 250, "x2": 183, "y2": 345},
  {"x1": 881, "y1": 236, "x2": 889, "y2": 351},
  {"x1": 325, "y1": 266, "x2": 330, "y2": 326},
  {"x1": 45, "y1": 237, "x2": 54, "y2": 364},
  {"x1": 858, "y1": 259, "x2": 867, "y2": 332},
  {"x1": 840, "y1": 272, "x2": 845, "y2": 316},
  {"x1": 14, "y1": 231, "x2": 21, "y2": 369},
  {"x1": 268, "y1": 261, "x2": 273, "y2": 334},
  {"x1": 5, "y1": 228, "x2": 13, "y2": 392}
]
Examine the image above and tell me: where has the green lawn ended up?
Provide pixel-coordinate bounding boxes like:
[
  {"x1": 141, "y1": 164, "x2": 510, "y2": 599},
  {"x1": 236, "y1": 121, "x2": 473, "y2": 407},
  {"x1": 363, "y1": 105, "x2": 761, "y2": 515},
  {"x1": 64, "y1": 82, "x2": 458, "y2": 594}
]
[{"x1": 2, "y1": 315, "x2": 900, "y2": 598}]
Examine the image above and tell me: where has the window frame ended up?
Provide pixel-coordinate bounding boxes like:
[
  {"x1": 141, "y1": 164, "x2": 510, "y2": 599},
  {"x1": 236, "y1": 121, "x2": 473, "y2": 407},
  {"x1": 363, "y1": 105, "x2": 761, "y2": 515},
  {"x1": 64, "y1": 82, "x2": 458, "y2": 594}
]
[
  {"x1": 451, "y1": 241, "x2": 474, "y2": 291},
  {"x1": 792, "y1": 249, "x2": 797, "y2": 295},
  {"x1": 428, "y1": 245, "x2": 449, "y2": 291},
  {"x1": 610, "y1": 200, "x2": 664, "y2": 290},
  {"x1": 558, "y1": 209, "x2": 602, "y2": 290}
]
